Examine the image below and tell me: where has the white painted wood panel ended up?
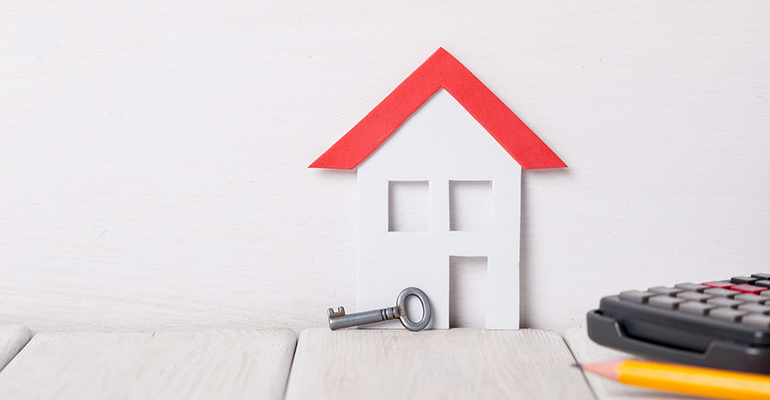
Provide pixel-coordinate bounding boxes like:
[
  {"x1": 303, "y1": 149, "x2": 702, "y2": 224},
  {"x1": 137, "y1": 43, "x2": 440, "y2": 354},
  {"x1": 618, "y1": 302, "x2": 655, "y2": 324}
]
[
  {"x1": 1, "y1": 0, "x2": 769, "y2": 333},
  {"x1": 0, "y1": 329, "x2": 296, "y2": 400},
  {"x1": 284, "y1": 328, "x2": 594, "y2": 400},
  {"x1": 0, "y1": 326, "x2": 31, "y2": 372},
  {"x1": 564, "y1": 324, "x2": 702, "y2": 400}
]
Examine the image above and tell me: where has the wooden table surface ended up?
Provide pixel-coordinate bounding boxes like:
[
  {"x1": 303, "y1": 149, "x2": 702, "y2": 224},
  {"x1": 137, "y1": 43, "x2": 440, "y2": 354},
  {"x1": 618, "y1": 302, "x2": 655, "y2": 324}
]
[{"x1": 0, "y1": 324, "x2": 704, "y2": 400}]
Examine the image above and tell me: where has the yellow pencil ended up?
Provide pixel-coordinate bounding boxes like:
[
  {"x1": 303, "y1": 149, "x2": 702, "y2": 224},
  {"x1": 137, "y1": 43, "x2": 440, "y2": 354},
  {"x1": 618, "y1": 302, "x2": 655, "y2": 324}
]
[{"x1": 581, "y1": 360, "x2": 770, "y2": 400}]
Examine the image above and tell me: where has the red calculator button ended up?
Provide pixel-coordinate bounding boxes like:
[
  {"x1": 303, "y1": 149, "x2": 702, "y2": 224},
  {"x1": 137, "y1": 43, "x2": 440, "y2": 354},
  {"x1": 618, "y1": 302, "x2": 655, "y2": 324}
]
[
  {"x1": 730, "y1": 284, "x2": 768, "y2": 295},
  {"x1": 703, "y1": 281, "x2": 734, "y2": 289}
]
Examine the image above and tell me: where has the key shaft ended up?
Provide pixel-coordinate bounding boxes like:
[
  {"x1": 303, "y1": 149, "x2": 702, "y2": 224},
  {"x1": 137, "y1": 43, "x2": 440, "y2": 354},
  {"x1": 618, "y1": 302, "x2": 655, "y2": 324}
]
[{"x1": 328, "y1": 306, "x2": 401, "y2": 330}]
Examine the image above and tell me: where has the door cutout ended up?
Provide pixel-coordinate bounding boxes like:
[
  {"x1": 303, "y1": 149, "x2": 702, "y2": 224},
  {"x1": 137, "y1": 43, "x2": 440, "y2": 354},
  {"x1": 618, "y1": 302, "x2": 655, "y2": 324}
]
[{"x1": 449, "y1": 256, "x2": 488, "y2": 328}]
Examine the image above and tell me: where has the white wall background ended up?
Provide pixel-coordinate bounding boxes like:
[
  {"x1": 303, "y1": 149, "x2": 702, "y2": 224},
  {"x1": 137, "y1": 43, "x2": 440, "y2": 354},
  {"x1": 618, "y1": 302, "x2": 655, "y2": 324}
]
[{"x1": 1, "y1": 0, "x2": 769, "y2": 333}]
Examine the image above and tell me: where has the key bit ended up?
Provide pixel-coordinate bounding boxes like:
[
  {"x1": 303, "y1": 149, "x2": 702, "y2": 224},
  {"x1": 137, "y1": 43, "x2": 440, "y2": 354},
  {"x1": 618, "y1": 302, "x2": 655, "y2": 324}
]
[{"x1": 327, "y1": 306, "x2": 346, "y2": 319}]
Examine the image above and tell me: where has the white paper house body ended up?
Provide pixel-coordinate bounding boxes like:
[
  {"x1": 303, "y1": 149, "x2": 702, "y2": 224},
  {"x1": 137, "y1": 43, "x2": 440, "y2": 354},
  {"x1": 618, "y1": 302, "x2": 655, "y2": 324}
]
[
  {"x1": 358, "y1": 89, "x2": 521, "y2": 329},
  {"x1": 310, "y1": 48, "x2": 566, "y2": 330}
]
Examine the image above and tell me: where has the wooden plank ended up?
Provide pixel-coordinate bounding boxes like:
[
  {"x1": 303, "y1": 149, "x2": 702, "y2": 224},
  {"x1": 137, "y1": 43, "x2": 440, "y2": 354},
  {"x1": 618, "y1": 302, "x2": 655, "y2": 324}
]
[
  {"x1": 285, "y1": 328, "x2": 595, "y2": 400},
  {"x1": 0, "y1": 329, "x2": 296, "y2": 400},
  {"x1": 564, "y1": 324, "x2": 702, "y2": 400},
  {"x1": 0, "y1": 326, "x2": 31, "y2": 372}
]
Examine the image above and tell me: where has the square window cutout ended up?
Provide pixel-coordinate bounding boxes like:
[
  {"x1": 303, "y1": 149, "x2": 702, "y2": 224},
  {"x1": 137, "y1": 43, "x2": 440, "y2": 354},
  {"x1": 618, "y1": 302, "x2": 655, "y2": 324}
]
[
  {"x1": 388, "y1": 181, "x2": 429, "y2": 232},
  {"x1": 449, "y1": 181, "x2": 493, "y2": 231}
]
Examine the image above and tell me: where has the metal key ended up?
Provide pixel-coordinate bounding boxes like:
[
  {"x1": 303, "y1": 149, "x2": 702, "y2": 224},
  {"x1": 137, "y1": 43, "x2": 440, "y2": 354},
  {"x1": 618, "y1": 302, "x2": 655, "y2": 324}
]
[{"x1": 327, "y1": 287, "x2": 432, "y2": 331}]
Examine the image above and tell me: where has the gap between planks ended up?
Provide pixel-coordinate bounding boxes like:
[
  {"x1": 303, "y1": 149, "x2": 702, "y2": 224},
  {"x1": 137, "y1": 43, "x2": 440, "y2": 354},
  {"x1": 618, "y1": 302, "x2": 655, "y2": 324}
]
[
  {"x1": 0, "y1": 326, "x2": 31, "y2": 372},
  {"x1": 564, "y1": 324, "x2": 703, "y2": 400}
]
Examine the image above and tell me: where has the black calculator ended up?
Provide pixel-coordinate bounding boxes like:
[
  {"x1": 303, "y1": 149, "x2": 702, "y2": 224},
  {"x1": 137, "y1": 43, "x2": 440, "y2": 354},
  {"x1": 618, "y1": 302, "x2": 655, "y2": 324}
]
[{"x1": 587, "y1": 273, "x2": 770, "y2": 374}]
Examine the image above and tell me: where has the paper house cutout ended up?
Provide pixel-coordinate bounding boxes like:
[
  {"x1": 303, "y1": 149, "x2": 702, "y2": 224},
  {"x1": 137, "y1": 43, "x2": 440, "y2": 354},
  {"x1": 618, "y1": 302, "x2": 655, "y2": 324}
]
[{"x1": 311, "y1": 48, "x2": 566, "y2": 329}]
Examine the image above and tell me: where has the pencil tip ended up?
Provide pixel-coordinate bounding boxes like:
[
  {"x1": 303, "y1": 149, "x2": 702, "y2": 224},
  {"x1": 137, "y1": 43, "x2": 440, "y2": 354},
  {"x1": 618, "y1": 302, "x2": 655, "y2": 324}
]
[
  {"x1": 581, "y1": 360, "x2": 622, "y2": 380},
  {"x1": 571, "y1": 363, "x2": 583, "y2": 369}
]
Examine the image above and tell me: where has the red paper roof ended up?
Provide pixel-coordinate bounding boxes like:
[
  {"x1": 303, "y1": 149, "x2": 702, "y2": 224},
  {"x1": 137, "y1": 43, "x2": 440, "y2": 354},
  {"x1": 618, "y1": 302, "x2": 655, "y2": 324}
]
[{"x1": 310, "y1": 48, "x2": 566, "y2": 170}]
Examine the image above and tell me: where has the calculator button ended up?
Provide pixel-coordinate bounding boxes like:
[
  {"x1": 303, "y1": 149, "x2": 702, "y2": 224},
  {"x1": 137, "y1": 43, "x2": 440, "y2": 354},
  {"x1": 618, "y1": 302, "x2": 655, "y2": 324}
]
[
  {"x1": 703, "y1": 281, "x2": 734, "y2": 289},
  {"x1": 648, "y1": 287, "x2": 684, "y2": 297},
  {"x1": 709, "y1": 308, "x2": 748, "y2": 322},
  {"x1": 741, "y1": 314, "x2": 770, "y2": 329},
  {"x1": 734, "y1": 294, "x2": 766, "y2": 304},
  {"x1": 619, "y1": 290, "x2": 657, "y2": 304},
  {"x1": 731, "y1": 276, "x2": 758, "y2": 285},
  {"x1": 676, "y1": 292, "x2": 712, "y2": 303},
  {"x1": 730, "y1": 284, "x2": 767, "y2": 295},
  {"x1": 703, "y1": 288, "x2": 740, "y2": 298},
  {"x1": 751, "y1": 273, "x2": 770, "y2": 280},
  {"x1": 738, "y1": 303, "x2": 770, "y2": 314},
  {"x1": 676, "y1": 292, "x2": 713, "y2": 302},
  {"x1": 649, "y1": 296, "x2": 686, "y2": 310},
  {"x1": 674, "y1": 283, "x2": 710, "y2": 293},
  {"x1": 707, "y1": 297, "x2": 744, "y2": 309},
  {"x1": 754, "y1": 280, "x2": 770, "y2": 288},
  {"x1": 679, "y1": 301, "x2": 717, "y2": 316}
]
